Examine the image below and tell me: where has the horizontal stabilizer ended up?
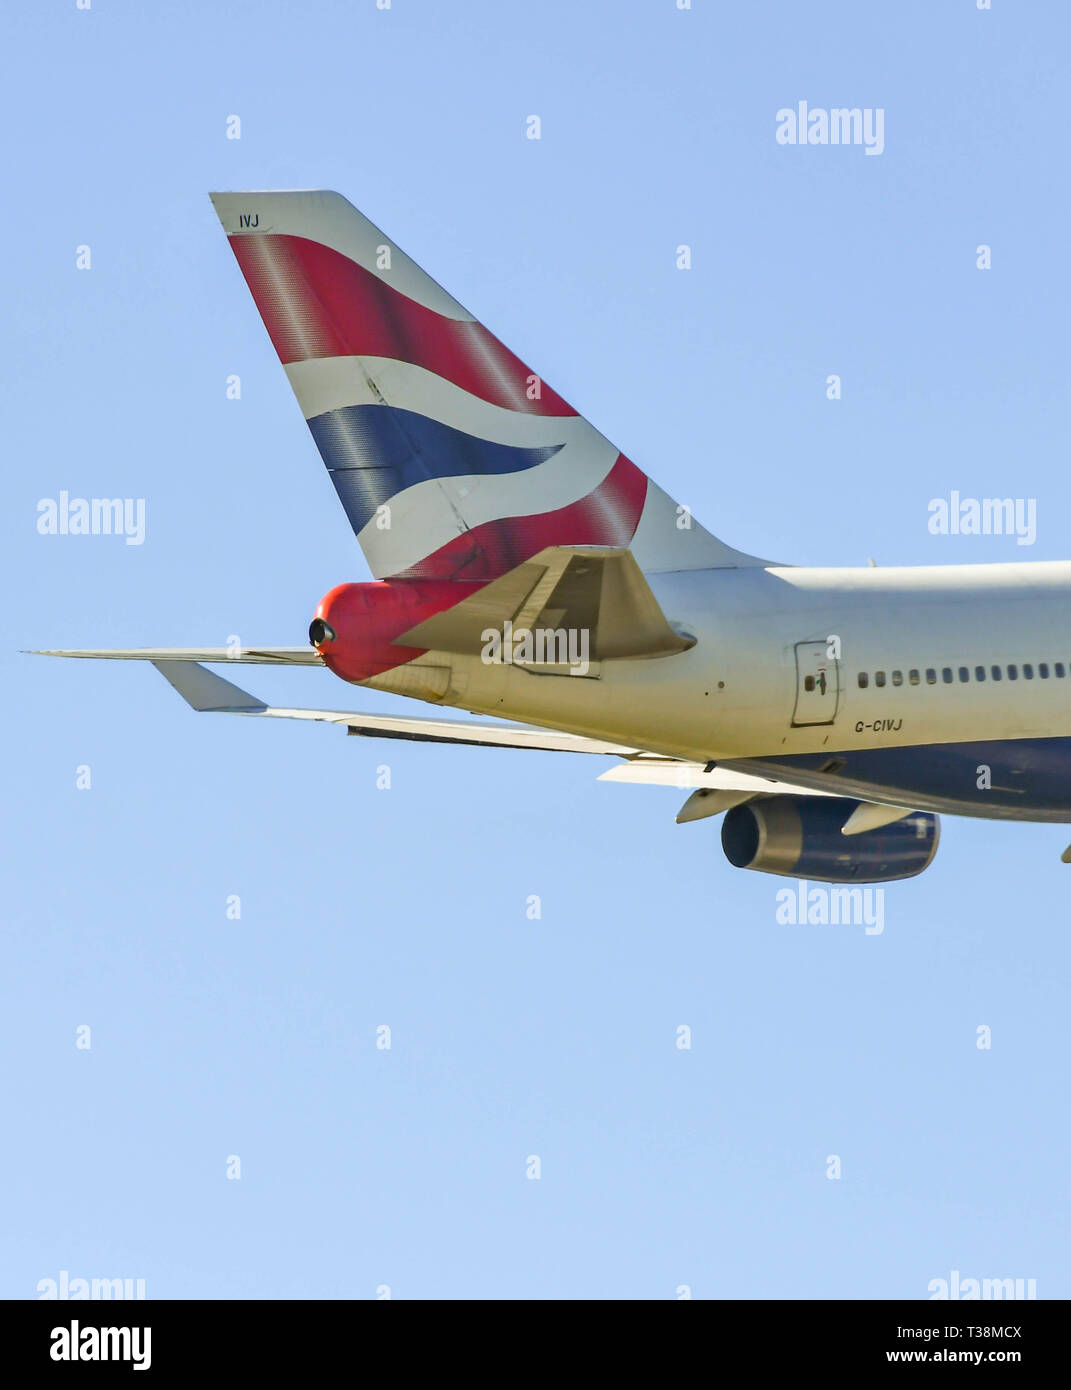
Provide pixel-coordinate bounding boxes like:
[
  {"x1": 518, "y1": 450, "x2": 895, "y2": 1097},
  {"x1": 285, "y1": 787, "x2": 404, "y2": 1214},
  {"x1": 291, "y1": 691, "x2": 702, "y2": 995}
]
[
  {"x1": 397, "y1": 546, "x2": 694, "y2": 662},
  {"x1": 33, "y1": 647, "x2": 323, "y2": 666}
]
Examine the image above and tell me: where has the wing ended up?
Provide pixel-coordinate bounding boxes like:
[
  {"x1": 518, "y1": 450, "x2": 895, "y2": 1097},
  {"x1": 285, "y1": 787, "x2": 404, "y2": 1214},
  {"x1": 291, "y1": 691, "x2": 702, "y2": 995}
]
[
  {"x1": 34, "y1": 654, "x2": 908, "y2": 829},
  {"x1": 32, "y1": 647, "x2": 323, "y2": 666},
  {"x1": 599, "y1": 758, "x2": 915, "y2": 828},
  {"x1": 147, "y1": 663, "x2": 837, "y2": 804},
  {"x1": 149, "y1": 660, "x2": 637, "y2": 754}
]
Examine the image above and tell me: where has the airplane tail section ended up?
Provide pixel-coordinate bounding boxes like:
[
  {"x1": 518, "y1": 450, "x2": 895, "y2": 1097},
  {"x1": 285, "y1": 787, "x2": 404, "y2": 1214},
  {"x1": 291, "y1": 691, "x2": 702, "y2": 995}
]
[{"x1": 210, "y1": 190, "x2": 767, "y2": 582}]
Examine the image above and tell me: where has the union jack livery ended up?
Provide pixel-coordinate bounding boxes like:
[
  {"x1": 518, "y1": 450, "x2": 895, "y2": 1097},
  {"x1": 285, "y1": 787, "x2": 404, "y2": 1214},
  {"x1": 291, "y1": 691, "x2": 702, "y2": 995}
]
[
  {"x1": 210, "y1": 190, "x2": 759, "y2": 585},
  {"x1": 36, "y1": 189, "x2": 1071, "y2": 884}
]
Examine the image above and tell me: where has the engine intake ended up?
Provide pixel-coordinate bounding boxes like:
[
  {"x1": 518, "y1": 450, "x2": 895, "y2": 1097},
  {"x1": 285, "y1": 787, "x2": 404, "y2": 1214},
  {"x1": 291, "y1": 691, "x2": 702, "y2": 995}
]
[{"x1": 721, "y1": 796, "x2": 939, "y2": 883}]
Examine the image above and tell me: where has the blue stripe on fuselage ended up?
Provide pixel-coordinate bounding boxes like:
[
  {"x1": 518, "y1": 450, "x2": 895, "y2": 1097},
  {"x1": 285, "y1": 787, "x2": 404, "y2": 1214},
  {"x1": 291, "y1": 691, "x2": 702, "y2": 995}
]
[
  {"x1": 741, "y1": 738, "x2": 1071, "y2": 821},
  {"x1": 306, "y1": 404, "x2": 563, "y2": 534}
]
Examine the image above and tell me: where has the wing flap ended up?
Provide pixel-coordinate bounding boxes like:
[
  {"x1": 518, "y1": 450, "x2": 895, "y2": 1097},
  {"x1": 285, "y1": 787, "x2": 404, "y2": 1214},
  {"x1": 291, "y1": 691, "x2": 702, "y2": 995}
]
[{"x1": 598, "y1": 759, "x2": 839, "y2": 797}]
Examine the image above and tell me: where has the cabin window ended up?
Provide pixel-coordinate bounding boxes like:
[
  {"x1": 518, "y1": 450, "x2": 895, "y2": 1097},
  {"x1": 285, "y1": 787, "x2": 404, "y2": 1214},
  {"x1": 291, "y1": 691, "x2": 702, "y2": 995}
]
[
  {"x1": 804, "y1": 675, "x2": 815, "y2": 691},
  {"x1": 925, "y1": 668, "x2": 937, "y2": 684},
  {"x1": 1040, "y1": 663, "x2": 1049, "y2": 678},
  {"x1": 909, "y1": 669, "x2": 920, "y2": 685},
  {"x1": 891, "y1": 670, "x2": 903, "y2": 686},
  {"x1": 942, "y1": 667, "x2": 953, "y2": 683},
  {"x1": 1023, "y1": 664, "x2": 1034, "y2": 679},
  {"x1": 958, "y1": 667, "x2": 969, "y2": 682},
  {"x1": 1008, "y1": 665, "x2": 1018, "y2": 680},
  {"x1": 991, "y1": 665, "x2": 1002, "y2": 681},
  {"x1": 858, "y1": 672, "x2": 868, "y2": 688},
  {"x1": 1057, "y1": 663, "x2": 1066, "y2": 678},
  {"x1": 975, "y1": 666, "x2": 986, "y2": 681},
  {"x1": 875, "y1": 671, "x2": 886, "y2": 687}
]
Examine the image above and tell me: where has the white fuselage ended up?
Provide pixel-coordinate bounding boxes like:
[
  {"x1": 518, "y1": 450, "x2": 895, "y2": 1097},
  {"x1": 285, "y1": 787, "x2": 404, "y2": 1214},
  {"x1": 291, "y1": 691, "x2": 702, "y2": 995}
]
[{"x1": 369, "y1": 560, "x2": 1071, "y2": 767}]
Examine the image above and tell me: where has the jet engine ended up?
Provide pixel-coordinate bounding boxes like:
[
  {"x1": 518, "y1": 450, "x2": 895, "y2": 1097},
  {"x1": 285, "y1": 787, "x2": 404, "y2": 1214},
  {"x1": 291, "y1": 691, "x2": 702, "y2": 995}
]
[{"x1": 721, "y1": 796, "x2": 939, "y2": 882}]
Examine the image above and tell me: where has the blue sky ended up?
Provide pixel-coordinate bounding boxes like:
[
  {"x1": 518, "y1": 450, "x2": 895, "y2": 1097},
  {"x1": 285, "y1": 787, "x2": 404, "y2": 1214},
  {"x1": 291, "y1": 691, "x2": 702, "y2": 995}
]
[{"x1": 3, "y1": 0, "x2": 1070, "y2": 1299}]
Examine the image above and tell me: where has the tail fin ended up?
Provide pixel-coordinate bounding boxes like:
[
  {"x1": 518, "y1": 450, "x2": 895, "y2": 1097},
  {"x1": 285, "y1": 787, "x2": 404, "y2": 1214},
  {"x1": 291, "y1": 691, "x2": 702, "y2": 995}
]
[{"x1": 210, "y1": 190, "x2": 765, "y2": 581}]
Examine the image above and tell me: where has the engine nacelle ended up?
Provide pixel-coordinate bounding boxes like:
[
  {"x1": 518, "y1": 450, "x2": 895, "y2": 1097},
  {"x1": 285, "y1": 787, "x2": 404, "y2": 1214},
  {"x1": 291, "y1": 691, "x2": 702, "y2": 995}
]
[{"x1": 721, "y1": 796, "x2": 939, "y2": 883}]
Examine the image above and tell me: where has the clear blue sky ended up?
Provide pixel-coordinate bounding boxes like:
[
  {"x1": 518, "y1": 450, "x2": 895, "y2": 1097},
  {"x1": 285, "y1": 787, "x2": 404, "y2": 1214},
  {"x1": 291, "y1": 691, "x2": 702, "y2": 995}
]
[{"x1": 3, "y1": 0, "x2": 1070, "y2": 1299}]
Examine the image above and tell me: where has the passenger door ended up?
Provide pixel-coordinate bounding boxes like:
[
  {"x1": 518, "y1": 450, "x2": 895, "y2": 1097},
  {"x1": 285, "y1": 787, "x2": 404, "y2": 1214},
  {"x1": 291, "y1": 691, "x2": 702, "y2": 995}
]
[{"x1": 791, "y1": 640, "x2": 839, "y2": 727}]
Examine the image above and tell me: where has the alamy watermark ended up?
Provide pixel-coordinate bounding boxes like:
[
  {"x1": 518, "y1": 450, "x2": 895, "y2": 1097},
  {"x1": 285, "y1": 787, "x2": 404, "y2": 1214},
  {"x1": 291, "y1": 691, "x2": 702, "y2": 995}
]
[
  {"x1": 37, "y1": 491, "x2": 146, "y2": 546},
  {"x1": 928, "y1": 492, "x2": 1036, "y2": 546},
  {"x1": 775, "y1": 102, "x2": 885, "y2": 156},
  {"x1": 50, "y1": 1323, "x2": 151, "y2": 1371},
  {"x1": 928, "y1": 1270, "x2": 1037, "y2": 1301},
  {"x1": 481, "y1": 621, "x2": 590, "y2": 676},
  {"x1": 776, "y1": 879, "x2": 885, "y2": 935},
  {"x1": 37, "y1": 1269, "x2": 146, "y2": 1300}
]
